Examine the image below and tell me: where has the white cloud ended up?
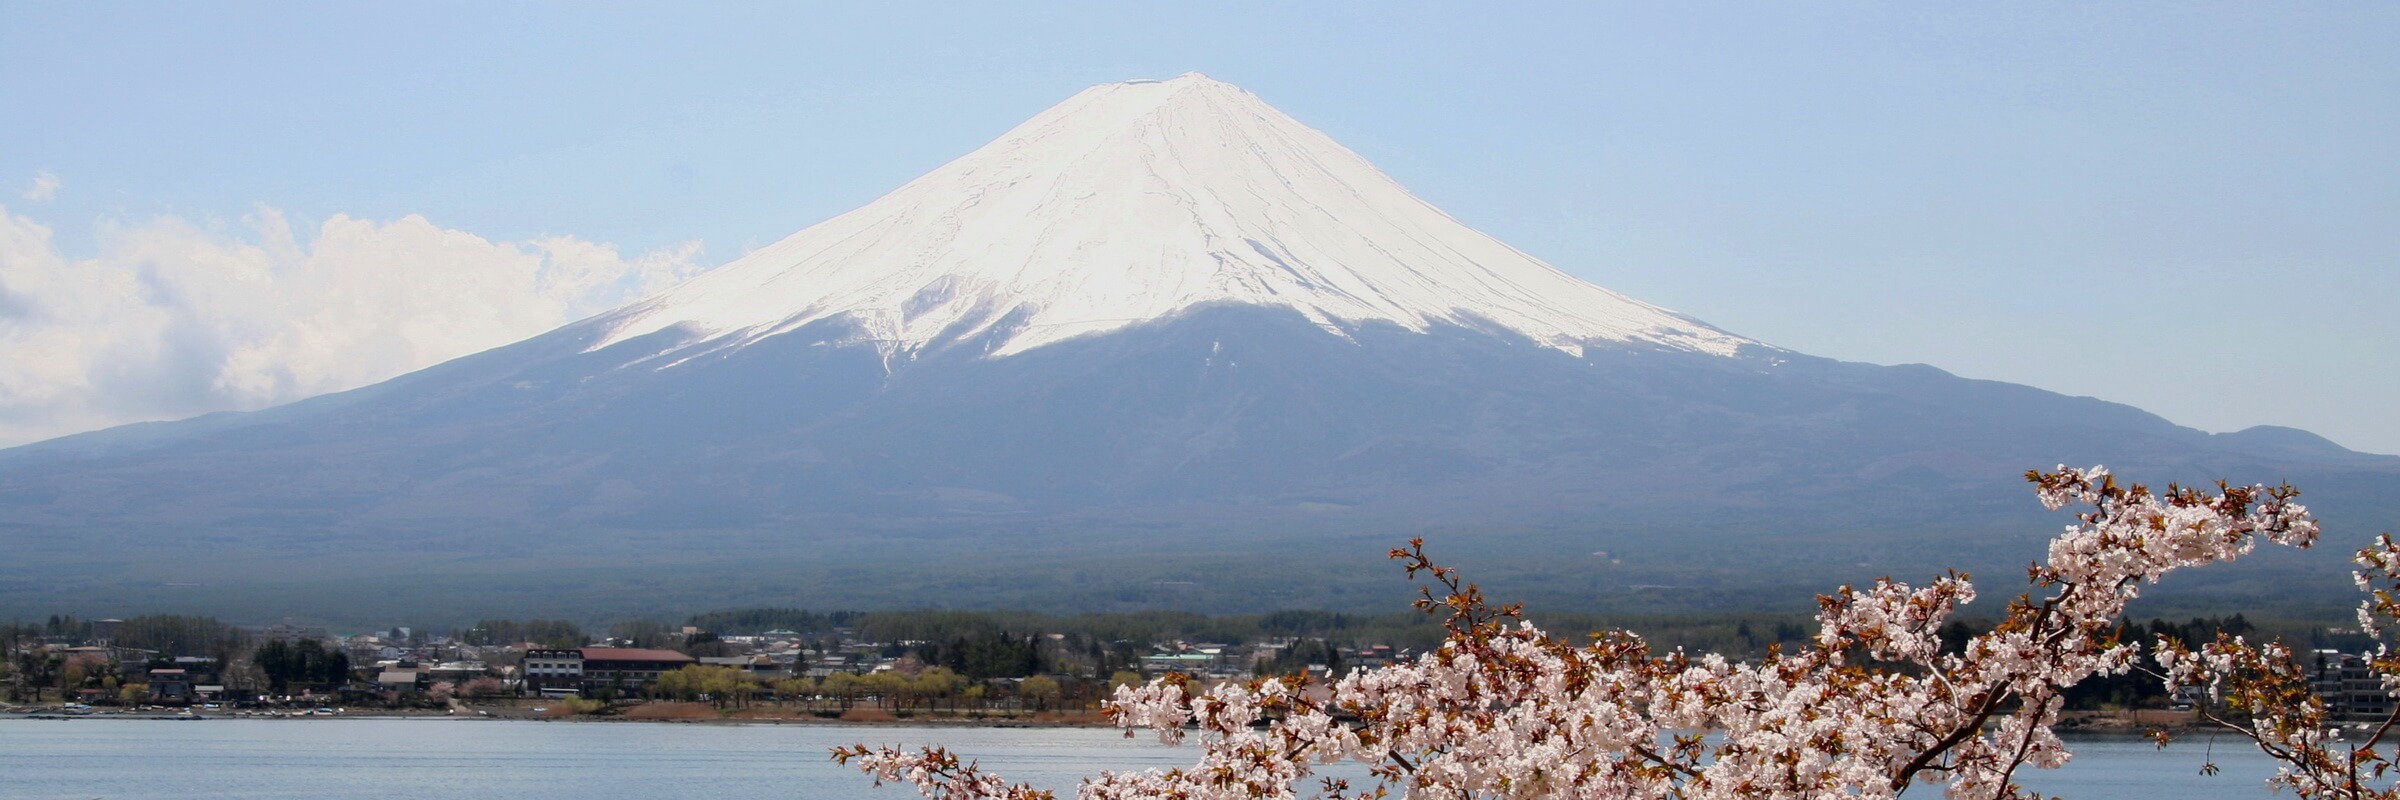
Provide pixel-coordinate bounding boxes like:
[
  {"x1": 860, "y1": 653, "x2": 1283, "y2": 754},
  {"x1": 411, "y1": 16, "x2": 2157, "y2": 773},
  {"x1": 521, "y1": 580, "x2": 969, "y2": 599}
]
[
  {"x1": 0, "y1": 204, "x2": 708, "y2": 447},
  {"x1": 20, "y1": 172, "x2": 62, "y2": 203}
]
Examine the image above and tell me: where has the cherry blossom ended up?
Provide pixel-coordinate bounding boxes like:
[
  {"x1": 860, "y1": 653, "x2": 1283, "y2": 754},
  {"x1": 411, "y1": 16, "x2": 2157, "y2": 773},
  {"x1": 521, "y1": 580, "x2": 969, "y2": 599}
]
[{"x1": 839, "y1": 466, "x2": 2375, "y2": 798}]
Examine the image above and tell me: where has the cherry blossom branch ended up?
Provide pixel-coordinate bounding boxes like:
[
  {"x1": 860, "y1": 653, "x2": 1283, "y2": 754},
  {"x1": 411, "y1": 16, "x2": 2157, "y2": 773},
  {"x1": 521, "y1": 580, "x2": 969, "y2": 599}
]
[{"x1": 834, "y1": 465, "x2": 2338, "y2": 800}]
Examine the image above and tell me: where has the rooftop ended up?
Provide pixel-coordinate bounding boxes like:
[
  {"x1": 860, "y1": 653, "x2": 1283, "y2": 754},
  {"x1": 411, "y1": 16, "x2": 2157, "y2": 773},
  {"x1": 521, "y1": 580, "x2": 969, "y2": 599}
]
[{"x1": 580, "y1": 647, "x2": 695, "y2": 663}]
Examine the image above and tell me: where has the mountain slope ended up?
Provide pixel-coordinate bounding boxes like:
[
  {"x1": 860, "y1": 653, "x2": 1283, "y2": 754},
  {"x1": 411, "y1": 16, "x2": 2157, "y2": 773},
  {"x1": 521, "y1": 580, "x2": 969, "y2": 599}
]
[{"x1": 0, "y1": 75, "x2": 2394, "y2": 623}]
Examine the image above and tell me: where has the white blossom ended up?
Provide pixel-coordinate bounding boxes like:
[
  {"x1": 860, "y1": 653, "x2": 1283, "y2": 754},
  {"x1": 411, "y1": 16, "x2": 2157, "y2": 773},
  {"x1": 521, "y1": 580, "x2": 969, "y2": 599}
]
[{"x1": 838, "y1": 466, "x2": 2383, "y2": 799}]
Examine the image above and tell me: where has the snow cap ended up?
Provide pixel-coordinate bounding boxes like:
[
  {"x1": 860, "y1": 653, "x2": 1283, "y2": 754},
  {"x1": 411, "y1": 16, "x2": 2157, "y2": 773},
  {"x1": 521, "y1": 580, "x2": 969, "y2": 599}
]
[{"x1": 594, "y1": 74, "x2": 1755, "y2": 360}]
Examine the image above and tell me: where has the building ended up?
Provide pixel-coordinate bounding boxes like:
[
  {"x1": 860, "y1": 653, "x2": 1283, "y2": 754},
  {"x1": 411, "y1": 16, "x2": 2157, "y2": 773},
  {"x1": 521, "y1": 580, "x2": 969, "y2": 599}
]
[
  {"x1": 426, "y1": 661, "x2": 489, "y2": 683},
  {"x1": 697, "y1": 655, "x2": 785, "y2": 679},
  {"x1": 524, "y1": 647, "x2": 697, "y2": 695},
  {"x1": 148, "y1": 668, "x2": 193, "y2": 701},
  {"x1": 2311, "y1": 650, "x2": 2394, "y2": 723},
  {"x1": 376, "y1": 669, "x2": 425, "y2": 691},
  {"x1": 579, "y1": 648, "x2": 696, "y2": 692},
  {"x1": 523, "y1": 649, "x2": 585, "y2": 694}
]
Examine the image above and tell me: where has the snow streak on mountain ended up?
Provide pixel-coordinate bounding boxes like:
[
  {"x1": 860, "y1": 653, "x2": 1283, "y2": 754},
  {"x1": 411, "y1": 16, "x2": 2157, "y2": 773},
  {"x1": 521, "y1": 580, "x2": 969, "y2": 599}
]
[{"x1": 595, "y1": 73, "x2": 1755, "y2": 363}]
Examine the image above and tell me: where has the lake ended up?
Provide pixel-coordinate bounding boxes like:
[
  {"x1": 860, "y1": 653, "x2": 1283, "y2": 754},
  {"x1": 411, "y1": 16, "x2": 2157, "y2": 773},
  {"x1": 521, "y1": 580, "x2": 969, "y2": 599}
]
[{"x1": 0, "y1": 717, "x2": 2285, "y2": 798}]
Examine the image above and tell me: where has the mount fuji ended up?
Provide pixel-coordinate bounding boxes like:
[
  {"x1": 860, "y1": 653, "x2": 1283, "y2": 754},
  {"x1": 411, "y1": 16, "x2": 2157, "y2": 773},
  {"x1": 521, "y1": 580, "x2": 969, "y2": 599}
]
[
  {"x1": 2, "y1": 74, "x2": 2393, "y2": 622},
  {"x1": 599, "y1": 74, "x2": 1748, "y2": 363}
]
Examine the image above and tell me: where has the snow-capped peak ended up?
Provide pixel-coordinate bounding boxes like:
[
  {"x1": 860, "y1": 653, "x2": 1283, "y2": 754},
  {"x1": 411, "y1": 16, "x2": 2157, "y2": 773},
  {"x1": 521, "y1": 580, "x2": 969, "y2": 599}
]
[{"x1": 593, "y1": 73, "x2": 1757, "y2": 360}]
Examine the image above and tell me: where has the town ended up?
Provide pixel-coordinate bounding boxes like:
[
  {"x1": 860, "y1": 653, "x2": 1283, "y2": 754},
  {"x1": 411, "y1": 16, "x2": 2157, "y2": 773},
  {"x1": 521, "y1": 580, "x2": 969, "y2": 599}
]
[
  {"x1": 0, "y1": 610, "x2": 1426, "y2": 720},
  {"x1": 3, "y1": 610, "x2": 2386, "y2": 726}
]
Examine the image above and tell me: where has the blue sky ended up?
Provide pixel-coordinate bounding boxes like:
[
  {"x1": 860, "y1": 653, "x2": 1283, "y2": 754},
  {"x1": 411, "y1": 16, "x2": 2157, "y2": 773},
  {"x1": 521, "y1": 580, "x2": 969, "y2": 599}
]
[{"x1": 2, "y1": 2, "x2": 2395, "y2": 453}]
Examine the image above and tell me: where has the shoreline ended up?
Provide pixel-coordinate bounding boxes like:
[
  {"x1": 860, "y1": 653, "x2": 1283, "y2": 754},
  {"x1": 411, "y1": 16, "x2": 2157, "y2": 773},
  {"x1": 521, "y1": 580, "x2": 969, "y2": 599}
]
[
  {"x1": 7, "y1": 703, "x2": 2213, "y2": 735},
  {"x1": 0, "y1": 713, "x2": 2215, "y2": 742},
  {"x1": 1, "y1": 702, "x2": 1115, "y2": 727}
]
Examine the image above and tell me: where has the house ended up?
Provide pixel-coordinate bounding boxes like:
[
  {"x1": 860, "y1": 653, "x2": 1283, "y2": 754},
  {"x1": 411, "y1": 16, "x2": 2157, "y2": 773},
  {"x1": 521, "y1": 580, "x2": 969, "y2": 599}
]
[
  {"x1": 376, "y1": 669, "x2": 426, "y2": 691},
  {"x1": 148, "y1": 668, "x2": 193, "y2": 701}
]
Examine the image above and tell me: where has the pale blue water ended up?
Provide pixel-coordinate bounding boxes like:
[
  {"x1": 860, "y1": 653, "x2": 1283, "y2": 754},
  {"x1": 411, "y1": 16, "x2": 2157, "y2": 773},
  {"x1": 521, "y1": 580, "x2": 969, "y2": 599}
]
[{"x1": 0, "y1": 717, "x2": 2284, "y2": 798}]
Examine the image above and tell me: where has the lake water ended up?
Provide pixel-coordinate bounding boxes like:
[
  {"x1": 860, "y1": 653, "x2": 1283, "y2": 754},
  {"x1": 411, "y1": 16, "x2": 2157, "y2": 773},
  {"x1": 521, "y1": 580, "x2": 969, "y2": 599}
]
[{"x1": 0, "y1": 717, "x2": 2286, "y2": 798}]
